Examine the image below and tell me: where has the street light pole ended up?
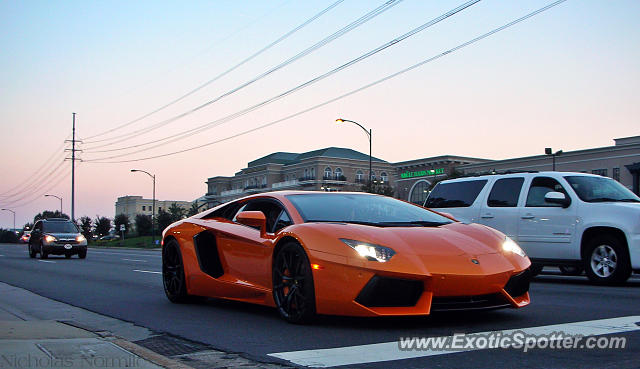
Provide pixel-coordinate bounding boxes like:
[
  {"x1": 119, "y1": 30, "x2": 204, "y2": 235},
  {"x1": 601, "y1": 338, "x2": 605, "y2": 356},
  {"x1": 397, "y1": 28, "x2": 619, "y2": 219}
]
[
  {"x1": 1, "y1": 208, "x2": 15, "y2": 233},
  {"x1": 131, "y1": 169, "x2": 156, "y2": 246},
  {"x1": 336, "y1": 118, "x2": 372, "y2": 186},
  {"x1": 44, "y1": 194, "x2": 63, "y2": 215},
  {"x1": 544, "y1": 148, "x2": 563, "y2": 171}
]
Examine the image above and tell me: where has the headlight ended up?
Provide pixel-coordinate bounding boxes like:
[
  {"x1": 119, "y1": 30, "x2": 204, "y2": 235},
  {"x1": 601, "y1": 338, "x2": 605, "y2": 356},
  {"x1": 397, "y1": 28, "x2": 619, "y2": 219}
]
[
  {"x1": 76, "y1": 235, "x2": 86, "y2": 243},
  {"x1": 340, "y1": 238, "x2": 396, "y2": 262},
  {"x1": 502, "y1": 236, "x2": 526, "y2": 258},
  {"x1": 44, "y1": 235, "x2": 57, "y2": 243}
]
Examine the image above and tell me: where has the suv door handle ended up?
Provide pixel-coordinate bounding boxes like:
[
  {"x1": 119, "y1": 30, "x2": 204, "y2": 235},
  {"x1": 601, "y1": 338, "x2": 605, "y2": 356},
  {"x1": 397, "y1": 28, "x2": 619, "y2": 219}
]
[
  {"x1": 521, "y1": 214, "x2": 535, "y2": 219},
  {"x1": 480, "y1": 213, "x2": 494, "y2": 219}
]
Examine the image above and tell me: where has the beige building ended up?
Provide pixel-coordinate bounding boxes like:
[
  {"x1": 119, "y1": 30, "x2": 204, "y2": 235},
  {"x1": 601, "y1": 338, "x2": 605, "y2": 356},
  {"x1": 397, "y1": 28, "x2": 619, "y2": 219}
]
[
  {"x1": 458, "y1": 136, "x2": 640, "y2": 195},
  {"x1": 115, "y1": 196, "x2": 192, "y2": 230},
  {"x1": 205, "y1": 147, "x2": 395, "y2": 207}
]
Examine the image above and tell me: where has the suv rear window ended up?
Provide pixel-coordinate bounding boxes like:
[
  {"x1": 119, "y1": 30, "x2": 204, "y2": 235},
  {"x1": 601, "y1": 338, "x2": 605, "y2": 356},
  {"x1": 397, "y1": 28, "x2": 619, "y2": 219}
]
[
  {"x1": 487, "y1": 177, "x2": 524, "y2": 207},
  {"x1": 425, "y1": 180, "x2": 488, "y2": 208}
]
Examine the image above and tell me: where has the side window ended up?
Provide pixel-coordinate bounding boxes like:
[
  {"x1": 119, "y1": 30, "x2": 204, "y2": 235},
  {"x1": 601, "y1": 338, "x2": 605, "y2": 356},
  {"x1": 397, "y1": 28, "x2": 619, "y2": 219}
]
[
  {"x1": 204, "y1": 201, "x2": 245, "y2": 221},
  {"x1": 526, "y1": 177, "x2": 568, "y2": 207},
  {"x1": 425, "y1": 180, "x2": 488, "y2": 208},
  {"x1": 273, "y1": 211, "x2": 292, "y2": 232},
  {"x1": 487, "y1": 178, "x2": 524, "y2": 207},
  {"x1": 240, "y1": 200, "x2": 287, "y2": 233},
  {"x1": 34, "y1": 221, "x2": 42, "y2": 233}
]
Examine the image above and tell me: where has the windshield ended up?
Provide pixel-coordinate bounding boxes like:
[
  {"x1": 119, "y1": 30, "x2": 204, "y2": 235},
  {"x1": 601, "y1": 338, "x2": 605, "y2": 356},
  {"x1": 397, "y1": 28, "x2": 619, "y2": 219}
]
[
  {"x1": 564, "y1": 176, "x2": 640, "y2": 203},
  {"x1": 43, "y1": 221, "x2": 79, "y2": 233},
  {"x1": 286, "y1": 193, "x2": 453, "y2": 227}
]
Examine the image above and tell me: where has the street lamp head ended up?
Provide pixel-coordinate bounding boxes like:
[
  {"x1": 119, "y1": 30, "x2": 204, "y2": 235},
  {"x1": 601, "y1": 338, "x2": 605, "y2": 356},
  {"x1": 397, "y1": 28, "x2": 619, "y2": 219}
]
[
  {"x1": 556, "y1": 150, "x2": 563, "y2": 155},
  {"x1": 131, "y1": 169, "x2": 138, "y2": 172},
  {"x1": 335, "y1": 118, "x2": 344, "y2": 123}
]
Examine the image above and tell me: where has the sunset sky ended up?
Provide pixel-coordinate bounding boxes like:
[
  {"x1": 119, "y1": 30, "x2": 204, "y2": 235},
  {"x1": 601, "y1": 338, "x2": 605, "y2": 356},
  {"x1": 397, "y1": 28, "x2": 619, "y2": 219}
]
[{"x1": 1, "y1": 0, "x2": 638, "y2": 229}]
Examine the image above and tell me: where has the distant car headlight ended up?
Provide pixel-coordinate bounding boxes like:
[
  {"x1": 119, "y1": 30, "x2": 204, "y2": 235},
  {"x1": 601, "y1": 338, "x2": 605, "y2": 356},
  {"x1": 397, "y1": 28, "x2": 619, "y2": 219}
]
[
  {"x1": 340, "y1": 238, "x2": 396, "y2": 262},
  {"x1": 76, "y1": 235, "x2": 86, "y2": 243},
  {"x1": 44, "y1": 235, "x2": 57, "y2": 243},
  {"x1": 502, "y1": 236, "x2": 526, "y2": 258}
]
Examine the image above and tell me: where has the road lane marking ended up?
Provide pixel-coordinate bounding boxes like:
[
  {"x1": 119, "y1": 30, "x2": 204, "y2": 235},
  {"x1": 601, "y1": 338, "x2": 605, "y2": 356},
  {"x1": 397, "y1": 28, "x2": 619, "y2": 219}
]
[
  {"x1": 122, "y1": 259, "x2": 147, "y2": 262},
  {"x1": 268, "y1": 315, "x2": 640, "y2": 367},
  {"x1": 133, "y1": 270, "x2": 161, "y2": 274},
  {"x1": 89, "y1": 250, "x2": 161, "y2": 257},
  {"x1": 38, "y1": 260, "x2": 56, "y2": 264}
]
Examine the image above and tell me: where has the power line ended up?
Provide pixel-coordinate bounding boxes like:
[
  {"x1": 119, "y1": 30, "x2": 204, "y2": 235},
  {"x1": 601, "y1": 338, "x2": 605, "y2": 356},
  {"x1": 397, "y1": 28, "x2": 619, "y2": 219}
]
[
  {"x1": 0, "y1": 137, "x2": 69, "y2": 198},
  {"x1": 1, "y1": 167, "x2": 72, "y2": 210},
  {"x1": 87, "y1": 0, "x2": 567, "y2": 164},
  {"x1": 82, "y1": 0, "x2": 402, "y2": 150},
  {"x1": 79, "y1": 0, "x2": 293, "y2": 137},
  {"x1": 83, "y1": 0, "x2": 479, "y2": 161},
  {"x1": 0, "y1": 160, "x2": 69, "y2": 207}
]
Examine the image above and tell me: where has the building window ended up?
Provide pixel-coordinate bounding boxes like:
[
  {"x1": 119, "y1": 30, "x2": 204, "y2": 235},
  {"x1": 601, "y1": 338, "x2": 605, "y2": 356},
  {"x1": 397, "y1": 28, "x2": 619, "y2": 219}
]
[
  {"x1": 142, "y1": 206, "x2": 146, "y2": 211},
  {"x1": 311, "y1": 167, "x2": 316, "y2": 178},
  {"x1": 158, "y1": 207, "x2": 162, "y2": 211},
  {"x1": 409, "y1": 180, "x2": 431, "y2": 205},
  {"x1": 381, "y1": 172, "x2": 388, "y2": 183},
  {"x1": 324, "y1": 167, "x2": 332, "y2": 179},
  {"x1": 592, "y1": 169, "x2": 608, "y2": 177},
  {"x1": 335, "y1": 168, "x2": 343, "y2": 180},
  {"x1": 371, "y1": 171, "x2": 376, "y2": 181},
  {"x1": 613, "y1": 167, "x2": 620, "y2": 182},
  {"x1": 304, "y1": 169, "x2": 308, "y2": 179},
  {"x1": 356, "y1": 170, "x2": 364, "y2": 183}
]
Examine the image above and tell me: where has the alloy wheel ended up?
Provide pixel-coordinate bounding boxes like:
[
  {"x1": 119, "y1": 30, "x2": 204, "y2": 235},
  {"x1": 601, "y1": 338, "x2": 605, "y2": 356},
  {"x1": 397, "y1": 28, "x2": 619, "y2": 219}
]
[{"x1": 590, "y1": 245, "x2": 617, "y2": 278}]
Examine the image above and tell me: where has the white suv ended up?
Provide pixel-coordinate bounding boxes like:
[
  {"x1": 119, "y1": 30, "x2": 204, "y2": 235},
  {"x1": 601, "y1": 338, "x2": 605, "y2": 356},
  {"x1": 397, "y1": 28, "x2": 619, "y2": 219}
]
[{"x1": 424, "y1": 172, "x2": 640, "y2": 284}]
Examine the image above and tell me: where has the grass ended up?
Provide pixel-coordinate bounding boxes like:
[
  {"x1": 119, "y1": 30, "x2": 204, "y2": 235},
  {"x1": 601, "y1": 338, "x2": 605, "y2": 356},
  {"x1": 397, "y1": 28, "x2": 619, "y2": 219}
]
[{"x1": 90, "y1": 235, "x2": 160, "y2": 249}]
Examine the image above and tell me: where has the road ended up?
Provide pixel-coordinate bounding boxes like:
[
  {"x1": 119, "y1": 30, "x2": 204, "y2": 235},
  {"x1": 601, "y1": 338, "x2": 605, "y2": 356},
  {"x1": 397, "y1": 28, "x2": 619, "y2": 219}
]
[{"x1": 0, "y1": 243, "x2": 639, "y2": 368}]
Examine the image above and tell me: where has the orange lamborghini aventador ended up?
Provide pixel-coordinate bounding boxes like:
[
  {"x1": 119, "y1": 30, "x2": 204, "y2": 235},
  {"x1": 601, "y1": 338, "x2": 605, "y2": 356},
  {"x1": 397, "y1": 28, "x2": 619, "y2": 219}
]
[{"x1": 162, "y1": 191, "x2": 531, "y2": 323}]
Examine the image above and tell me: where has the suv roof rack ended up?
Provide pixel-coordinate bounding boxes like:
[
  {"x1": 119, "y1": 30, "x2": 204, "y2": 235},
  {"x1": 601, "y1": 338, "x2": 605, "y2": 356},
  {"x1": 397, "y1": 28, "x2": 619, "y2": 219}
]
[{"x1": 456, "y1": 170, "x2": 539, "y2": 178}]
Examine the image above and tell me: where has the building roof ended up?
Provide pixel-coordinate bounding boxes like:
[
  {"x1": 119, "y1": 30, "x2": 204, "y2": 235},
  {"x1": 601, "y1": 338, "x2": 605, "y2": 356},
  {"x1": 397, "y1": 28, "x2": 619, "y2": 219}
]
[
  {"x1": 247, "y1": 147, "x2": 387, "y2": 168},
  {"x1": 248, "y1": 152, "x2": 299, "y2": 167}
]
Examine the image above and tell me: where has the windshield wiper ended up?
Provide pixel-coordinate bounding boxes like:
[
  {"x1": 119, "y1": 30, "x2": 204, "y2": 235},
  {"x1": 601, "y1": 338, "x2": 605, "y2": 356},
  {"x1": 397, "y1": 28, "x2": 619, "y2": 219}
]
[
  {"x1": 306, "y1": 220, "x2": 382, "y2": 227},
  {"x1": 380, "y1": 221, "x2": 450, "y2": 227}
]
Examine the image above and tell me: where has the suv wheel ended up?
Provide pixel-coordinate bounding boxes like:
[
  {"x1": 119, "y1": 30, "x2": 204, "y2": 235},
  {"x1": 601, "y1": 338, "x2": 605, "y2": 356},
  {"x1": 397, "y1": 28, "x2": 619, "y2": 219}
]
[
  {"x1": 584, "y1": 234, "x2": 631, "y2": 285},
  {"x1": 78, "y1": 249, "x2": 87, "y2": 259},
  {"x1": 28, "y1": 243, "x2": 36, "y2": 258}
]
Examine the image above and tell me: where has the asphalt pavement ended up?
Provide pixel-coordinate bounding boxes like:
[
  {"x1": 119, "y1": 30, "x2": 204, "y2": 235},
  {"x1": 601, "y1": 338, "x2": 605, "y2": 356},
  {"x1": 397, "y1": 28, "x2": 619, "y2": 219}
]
[{"x1": 0, "y1": 243, "x2": 639, "y2": 369}]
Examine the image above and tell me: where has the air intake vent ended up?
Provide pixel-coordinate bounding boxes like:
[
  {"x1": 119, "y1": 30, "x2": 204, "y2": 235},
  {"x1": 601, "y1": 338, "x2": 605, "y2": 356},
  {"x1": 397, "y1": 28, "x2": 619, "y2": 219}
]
[
  {"x1": 193, "y1": 231, "x2": 224, "y2": 278},
  {"x1": 355, "y1": 276, "x2": 423, "y2": 307}
]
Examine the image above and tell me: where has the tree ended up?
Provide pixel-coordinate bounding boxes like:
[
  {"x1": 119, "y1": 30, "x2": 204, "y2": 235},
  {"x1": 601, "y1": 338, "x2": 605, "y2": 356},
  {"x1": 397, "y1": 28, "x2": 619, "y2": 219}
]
[
  {"x1": 156, "y1": 209, "x2": 173, "y2": 232},
  {"x1": 135, "y1": 214, "x2": 152, "y2": 236},
  {"x1": 93, "y1": 216, "x2": 112, "y2": 237},
  {"x1": 34, "y1": 210, "x2": 69, "y2": 223},
  {"x1": 362, "y1": 181, "x2": 395, "y2": 197},
  {"x1": 187, "y1": 201, "x2": 201, "y2": 217},
  {"x1": 78, "y1": 216, "x2": 93, "y2": 240},
  {"x1": 168, "y1": 203, "x2": 186, "y2": 222},
  {"x1": 114, "y1": 214, "x2": 131, "y2": 235}
]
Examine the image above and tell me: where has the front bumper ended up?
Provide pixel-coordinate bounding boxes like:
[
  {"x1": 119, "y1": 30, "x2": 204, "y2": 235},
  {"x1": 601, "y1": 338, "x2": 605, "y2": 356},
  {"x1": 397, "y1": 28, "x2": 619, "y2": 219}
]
[
  {"x1": 42, "y1": 244, "x2": 87, "y2": 255},
  {"x1": 309, "y1": 250, "x2": 532, "y2": 317}
]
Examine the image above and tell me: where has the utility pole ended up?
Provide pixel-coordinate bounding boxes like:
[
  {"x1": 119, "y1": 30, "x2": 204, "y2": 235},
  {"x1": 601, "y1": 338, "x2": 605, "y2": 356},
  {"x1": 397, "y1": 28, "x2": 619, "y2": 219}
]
[
  {"x1": 66, "y1": 113, "x2": 80, "y2": 222},
  {"x1": 71, "y1": 113, "x2": 76, "y2": 221}
]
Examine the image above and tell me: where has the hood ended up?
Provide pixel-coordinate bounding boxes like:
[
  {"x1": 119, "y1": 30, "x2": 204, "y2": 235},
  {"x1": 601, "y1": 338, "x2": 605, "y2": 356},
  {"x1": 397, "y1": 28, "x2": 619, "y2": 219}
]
[{"x1": 46, "y1": 233, "x2": 80, "y2": 240}]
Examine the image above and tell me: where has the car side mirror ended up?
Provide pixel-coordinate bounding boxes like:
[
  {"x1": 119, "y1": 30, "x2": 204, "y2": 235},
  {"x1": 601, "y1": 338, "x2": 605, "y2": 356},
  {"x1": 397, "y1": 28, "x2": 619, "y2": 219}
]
[
  {"x1": 236, "y1": 211, "x2": 267, "y2": 236},
  {"x1": 544, "y1": 191, "x2": 571, "y2": 208}
]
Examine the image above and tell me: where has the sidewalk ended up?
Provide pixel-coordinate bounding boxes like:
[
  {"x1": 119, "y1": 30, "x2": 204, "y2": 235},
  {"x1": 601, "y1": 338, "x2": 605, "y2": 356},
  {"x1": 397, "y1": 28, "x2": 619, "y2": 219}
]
[
  {"x1": 0, "y1": 282, "x2": 293, "y2": 369},
  {"x1": 0, "y1": 295, "x2": 191, "y2": 369}
]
